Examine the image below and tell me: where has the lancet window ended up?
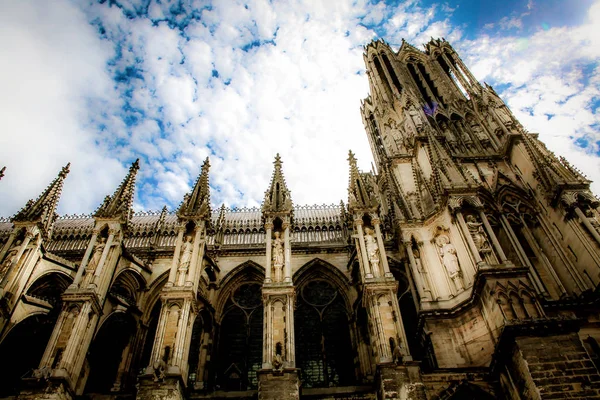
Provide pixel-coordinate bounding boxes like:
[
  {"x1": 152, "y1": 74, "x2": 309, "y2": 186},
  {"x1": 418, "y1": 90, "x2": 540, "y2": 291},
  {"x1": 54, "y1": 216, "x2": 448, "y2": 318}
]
[
  {"x1": 436, "y1": 52, "x2": 470, "y2": 100},
  {"x1": 295, "y1": 279, "x2": 355, "y2": 388},
  {"x1": 216, "y1": 282, "x2": 263, "y2": 391},
  {"x1": 381, "y1": 53, "x2": 403, "y2": 95},
  {"x1": 373, "y1": 56, "x2": 394, "y2": 101}
]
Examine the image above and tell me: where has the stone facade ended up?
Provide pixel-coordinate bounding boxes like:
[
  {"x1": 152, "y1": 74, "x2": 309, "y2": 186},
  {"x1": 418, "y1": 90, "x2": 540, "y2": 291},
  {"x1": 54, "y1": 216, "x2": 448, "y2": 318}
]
[{"x1": 0, "y1": 38, "x2": 600, "y2": 400}]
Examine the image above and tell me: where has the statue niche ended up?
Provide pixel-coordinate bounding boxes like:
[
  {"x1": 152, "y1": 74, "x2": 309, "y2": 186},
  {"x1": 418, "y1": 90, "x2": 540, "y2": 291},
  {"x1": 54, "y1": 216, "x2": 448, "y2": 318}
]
[{"x1": 435, "y1": 229, "x2": 464, "y2": 293}]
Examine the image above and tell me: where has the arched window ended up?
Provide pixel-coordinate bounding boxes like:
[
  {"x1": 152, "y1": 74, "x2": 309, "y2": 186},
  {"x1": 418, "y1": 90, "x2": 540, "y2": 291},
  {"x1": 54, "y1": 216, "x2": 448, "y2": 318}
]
[
  {"x1": 216, "y1": 282, "x2": 263, "y2": 391},
  {"x1": 381, "y1": 53, "x2": 403, "y2": 95},
  {"x1": 295, "y1": 279, "x2": 355, "y2": 388},
  {"x1": 373, "y1": 56, "x2": 393, "y2": 100}
]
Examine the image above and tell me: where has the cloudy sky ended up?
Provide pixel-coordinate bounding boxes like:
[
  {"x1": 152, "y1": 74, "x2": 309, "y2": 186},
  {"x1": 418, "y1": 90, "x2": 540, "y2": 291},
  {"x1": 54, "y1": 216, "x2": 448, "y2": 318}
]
[{"x1": 0, "y1": 0, "x2": 598, "y2": 216}]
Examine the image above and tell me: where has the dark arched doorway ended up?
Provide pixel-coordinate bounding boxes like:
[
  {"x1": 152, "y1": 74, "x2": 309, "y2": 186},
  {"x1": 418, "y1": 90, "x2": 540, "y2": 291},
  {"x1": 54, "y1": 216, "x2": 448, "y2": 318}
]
[
  {"x1": 84, "y1": 312, "x2": 136, "y2": 393},
  {"x1": 0, "y1": 314, "x2": 56, "y2": 395}
]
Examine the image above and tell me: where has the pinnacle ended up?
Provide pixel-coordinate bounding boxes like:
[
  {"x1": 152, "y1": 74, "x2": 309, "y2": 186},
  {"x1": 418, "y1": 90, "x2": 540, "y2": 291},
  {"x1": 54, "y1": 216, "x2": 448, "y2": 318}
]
[{"x1": 12, "y1": 162, "x2": 71, "y2": 238}]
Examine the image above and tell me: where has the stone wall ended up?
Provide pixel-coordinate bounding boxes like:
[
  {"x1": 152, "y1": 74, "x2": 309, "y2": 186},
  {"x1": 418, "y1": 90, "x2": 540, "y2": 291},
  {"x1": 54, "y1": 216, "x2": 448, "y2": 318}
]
[{"x1": 508, "y1": 333, "x2": 600, "y2": 399}]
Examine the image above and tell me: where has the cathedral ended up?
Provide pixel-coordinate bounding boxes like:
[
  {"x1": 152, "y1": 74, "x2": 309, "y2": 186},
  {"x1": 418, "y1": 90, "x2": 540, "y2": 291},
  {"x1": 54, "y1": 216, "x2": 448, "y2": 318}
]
[{"x1": 1, "y1": 38, "x2": 600, "y2": 400}]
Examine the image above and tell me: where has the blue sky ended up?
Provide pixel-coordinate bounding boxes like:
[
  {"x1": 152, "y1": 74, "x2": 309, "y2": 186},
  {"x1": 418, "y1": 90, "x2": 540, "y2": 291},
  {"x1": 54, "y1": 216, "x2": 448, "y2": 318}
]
[{"x1": 0, "y1": 0, "x2": 599, "y2": 216}]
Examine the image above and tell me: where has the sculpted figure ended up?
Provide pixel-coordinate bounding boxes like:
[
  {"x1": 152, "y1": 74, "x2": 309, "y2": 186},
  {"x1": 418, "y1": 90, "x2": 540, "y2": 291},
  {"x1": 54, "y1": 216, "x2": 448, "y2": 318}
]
[
  {"x1": 179, "y1": 236, "x2": 193, "y2": 269},
  {"x1": 364, "y1": 228, "x2": 380, "y2": 271},
  {"x1": 407, "y1": 105, "x2": 423, "y2": 130},
  {"x1": 89, "y1": 237, "x2": 106, "y2": 270},
  {"x1": 392, "y1": 339, "x2": 405, "y2": 365},
  {"x1": 273, "y1": 342, "x2": 284, "y2": 371},
  {"x1": 272, "y1": 231, "x2": 284, "y2": 282},
  {"x1": 440, "y1": 121, "x2": 457, "y2": 147},
  {"x1": 585, "y1": 209, "x2": 600, "y2": 234},
  {"x1": 436, "y1": 234, "x2": 464, "y2": 291},
  {"x1": 0, "y1": 240, "x2": 21, "y2": 281},
  {"x1": 466, "y1": 214, "x2": 490, "y2": 253},
  {"x1": 471, "y1": 122, "x2": 488, "y2": 143}
]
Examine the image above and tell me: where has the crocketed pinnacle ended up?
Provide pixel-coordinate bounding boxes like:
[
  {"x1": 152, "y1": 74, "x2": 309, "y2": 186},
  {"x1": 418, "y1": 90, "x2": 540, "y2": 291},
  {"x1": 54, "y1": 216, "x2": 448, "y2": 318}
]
[
  {"x1": 178, "y1": 157, "x2": 212, "y2": 220},
  {"x1": 347, "y1": 150, "x2": 378, "y2": 212},
  {"x1": 12, "y1": 163, "x2": 70, "y2": 239},
  {"x1": 94, "y1": 159, "x2": 140, "y2": 223},
  {"x1": 262, "y1": 153, "x2": 293, "y2": 214}
]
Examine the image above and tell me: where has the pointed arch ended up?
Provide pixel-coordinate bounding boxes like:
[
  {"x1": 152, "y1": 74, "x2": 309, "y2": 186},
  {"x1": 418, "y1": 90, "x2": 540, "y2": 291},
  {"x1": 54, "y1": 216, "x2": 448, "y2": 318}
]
[
  {"x1": 216, "y1": 260, "x2": 264, "y2": 319},
  {"x1": 293, "y1": 258, "x2": 351, "y2": 309}
]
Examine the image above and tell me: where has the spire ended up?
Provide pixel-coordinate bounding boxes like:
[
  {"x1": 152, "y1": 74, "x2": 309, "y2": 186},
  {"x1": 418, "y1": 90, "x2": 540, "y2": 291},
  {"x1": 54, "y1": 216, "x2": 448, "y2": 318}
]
[
  {"x1": 347, "y1": 150, "x2": 379, "y2": 212},
  {"x1": 94, "y1": 159, "x2": 140, "y2": 223},
  {"x1": 12, "y1": 163, "x2": 70, "y2": 238},
  {"x1": 262, "y1": 154, "x2": 293, "y2": 214},
  {"x1": 178, "y1": 157, "x2": 212, "y2": 220}
]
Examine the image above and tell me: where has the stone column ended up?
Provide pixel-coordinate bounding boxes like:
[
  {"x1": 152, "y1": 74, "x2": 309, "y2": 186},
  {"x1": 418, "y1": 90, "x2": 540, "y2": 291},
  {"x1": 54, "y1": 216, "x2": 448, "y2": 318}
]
[
  {"x1": 575, "y1": 207, "x2": 600, "y2": 246},
  {"x1": 372, "y1": 216, "x2": 392, "y2": 278},
  {"x1": 167, "y1": 227, "x2": 186, "y2": 286},
  {"x1": 355, "y1": 217, "x2": 373, "y2": 279},
  {"x1": 479, "y1": 210, "x2": 508, "y2": 263},
  {"x1": 283, "y1": 220, "x2": 292, "y2": 283},
  {"x1": 455, "y1": 211, "x2": 483, "y2": 266},
  {"x1": 265, "y1": 219, "x2": 273, "y2": 283},
  {"x1": 70, "y1": 230, "x2": 98, "y2": 288}
]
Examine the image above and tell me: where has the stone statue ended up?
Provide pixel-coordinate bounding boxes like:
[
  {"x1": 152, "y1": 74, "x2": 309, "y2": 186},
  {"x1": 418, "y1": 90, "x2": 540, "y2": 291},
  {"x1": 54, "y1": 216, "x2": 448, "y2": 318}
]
[
  {"x1": 153, "y1": 359, "x2": 167, "y2": 382},
  {"x1": 466, "y1": 214, "x2": 490, "y2": 253},
  {"x1": 0, "y1": 240, "x2": 21, "y2": 281},
  {"x1": 441, "y1": 121, "x2": 457, "y2": 148},
  {"x1": 273, "y1": 342, "x2": 284, "y2": 371},
  {"x1": 179, "y1": 236, "x2": 193, "y2": 269},
  {"x1": 471, "y1": 122, "x2": 488, "y2": 143},
  {"x1": 407, "y1": 105, "x2": 423, "y2": 130},
  {"x1": 585, "y1": 209, "x2": 600, "y2": 234},
  {"x1": 364, "y1": 228, "x2": 380, "y2": 271},
  {"x1": 89, "y1": 237, "x2": 106, "y2": 270},
  {"x1": 272, "y1": 231, "x2": 284, "y2": 282},
  {"x1": 436, "y1": 234, "x2": 463, "y2": 291},
  {"x1": 413, "y1": 247, "x2": 423, "y2": 272},
  {"x1": 392, "y1": 340, "x2": 405, "y2": 365}
]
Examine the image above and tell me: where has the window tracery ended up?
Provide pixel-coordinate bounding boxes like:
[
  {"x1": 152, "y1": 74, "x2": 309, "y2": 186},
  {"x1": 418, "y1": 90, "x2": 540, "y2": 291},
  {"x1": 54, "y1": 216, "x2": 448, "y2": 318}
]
[
  {"x1": 217, "y1": 282, "x2": 263, "y2": 391},
  {"x1": 295, "y1": 279, "x2": 355, "y2": 388}
]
